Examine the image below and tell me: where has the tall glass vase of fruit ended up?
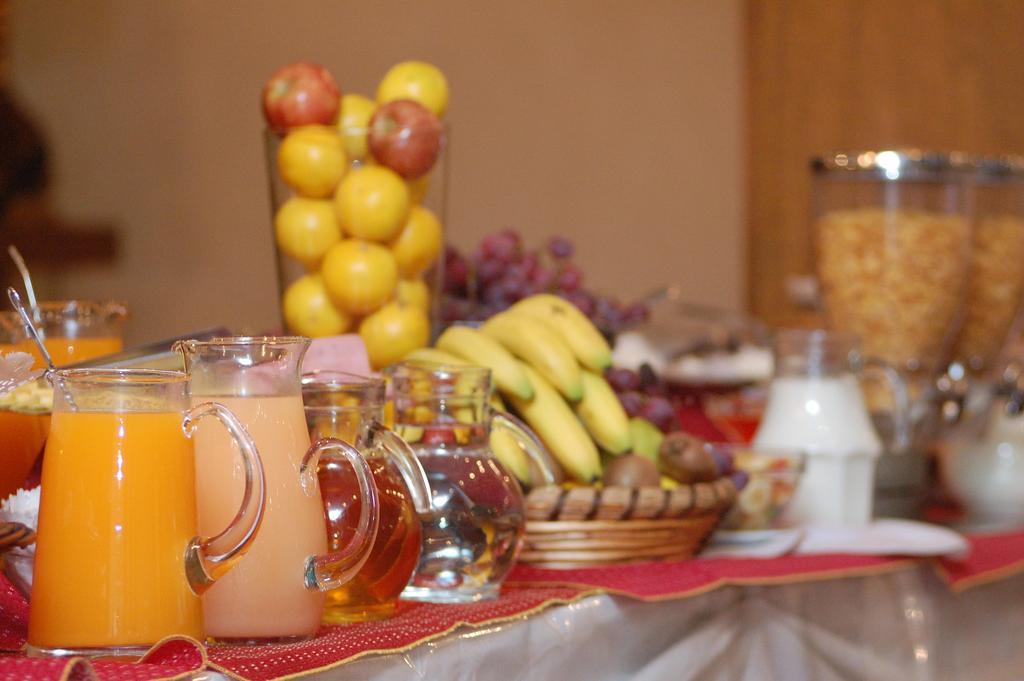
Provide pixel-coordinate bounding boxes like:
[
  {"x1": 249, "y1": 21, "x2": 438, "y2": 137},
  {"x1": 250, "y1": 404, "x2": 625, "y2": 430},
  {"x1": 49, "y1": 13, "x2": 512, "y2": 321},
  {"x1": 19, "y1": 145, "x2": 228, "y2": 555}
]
[{"x1": 262, "y1": 61, "x2": 449, "y2": 370}]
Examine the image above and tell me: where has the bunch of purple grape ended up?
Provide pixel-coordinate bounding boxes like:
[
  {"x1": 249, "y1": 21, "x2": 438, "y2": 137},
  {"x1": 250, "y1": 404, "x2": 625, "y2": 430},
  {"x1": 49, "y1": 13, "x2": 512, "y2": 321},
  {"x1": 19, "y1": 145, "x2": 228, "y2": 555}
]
[
  {"x1": 441, "y1": 230, "x2": 649, "y2": 333},
  {"x1": 604, "y1": 365, "x2": 680, "y2": 433}
]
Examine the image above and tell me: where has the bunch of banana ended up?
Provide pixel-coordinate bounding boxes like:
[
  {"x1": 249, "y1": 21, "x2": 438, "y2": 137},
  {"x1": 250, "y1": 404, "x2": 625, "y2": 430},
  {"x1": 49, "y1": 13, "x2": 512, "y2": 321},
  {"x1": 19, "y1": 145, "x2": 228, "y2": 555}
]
[{"x1": 407, "y1": 294, "x2": 634, "y2": 485}]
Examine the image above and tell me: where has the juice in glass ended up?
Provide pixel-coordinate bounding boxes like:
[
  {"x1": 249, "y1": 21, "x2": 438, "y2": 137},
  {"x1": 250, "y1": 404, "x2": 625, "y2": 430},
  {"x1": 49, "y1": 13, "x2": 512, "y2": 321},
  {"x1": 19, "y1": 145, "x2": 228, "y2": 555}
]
[
  {"x1": 0, "y1": 301, "x2": 124, "y2": 499},
  {"x1": 29, "y1": 411, "x2": 202, "y2": 649},
  {"x1": 5, "y1": 336, "x2": 124, "y2": 368},
  {"x1": 41, "y1": 336, "x2": 123, "y2": 366},
  {"x1": 26, "y1": 368, "x2": 265, "y2": 658},
  {"x1": 0, "y1": 411, "x2": 48, "y2": 500},
  {"x1": 192, "y1": 394, "x2": 327, "y2": 641},
  {"x1": 0, "y1": 300, "x2": 127, "y2": 368}
]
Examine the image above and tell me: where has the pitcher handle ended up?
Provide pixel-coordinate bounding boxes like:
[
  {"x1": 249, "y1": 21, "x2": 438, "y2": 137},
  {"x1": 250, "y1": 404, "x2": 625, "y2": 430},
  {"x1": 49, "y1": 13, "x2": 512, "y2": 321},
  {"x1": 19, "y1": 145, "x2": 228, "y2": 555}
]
[
  {"x1": 862, "y1": 356, "x2": 911, "y2": 453},
  {"x1": 366, "y1": 420, "x2": 433, "y2": 514},
  {"x1": 491, "y1": 412, "x2": 557, "y2": 486},
  {"x1": 181, "y1": 401, "x2": 266, "y2": 595},
  {"x1": 300, "y1": 437, "x2": 380, "y2": 592}
]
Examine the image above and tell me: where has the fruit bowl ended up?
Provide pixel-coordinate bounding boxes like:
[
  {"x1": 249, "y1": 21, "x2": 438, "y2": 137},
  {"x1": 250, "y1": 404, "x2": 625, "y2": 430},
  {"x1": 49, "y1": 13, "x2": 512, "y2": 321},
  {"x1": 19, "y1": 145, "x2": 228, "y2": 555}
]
[
  {"x1": 521, "y1": 479, "x2": 738, "y2": 568},
  {"x1": 708, "y1": 444, "x2": 805, "y2": 531}
]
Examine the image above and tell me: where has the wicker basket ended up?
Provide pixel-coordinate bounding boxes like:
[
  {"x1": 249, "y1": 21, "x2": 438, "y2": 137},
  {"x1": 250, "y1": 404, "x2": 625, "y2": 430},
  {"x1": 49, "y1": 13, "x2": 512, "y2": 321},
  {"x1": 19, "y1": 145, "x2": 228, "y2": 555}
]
[{"x1": 521, "y1": 479, "x2": 735, "y2": 568}]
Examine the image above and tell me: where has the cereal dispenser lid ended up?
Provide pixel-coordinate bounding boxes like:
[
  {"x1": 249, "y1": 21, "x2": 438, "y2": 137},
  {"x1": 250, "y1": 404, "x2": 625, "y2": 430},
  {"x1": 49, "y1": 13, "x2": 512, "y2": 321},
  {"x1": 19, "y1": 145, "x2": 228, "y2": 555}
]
[
  {"x1": 811, "y1": 149, "x2": 974, "y2": 180},
  {"x1": 974, "y1": 154, "x2": 1024, "y2": 179}
]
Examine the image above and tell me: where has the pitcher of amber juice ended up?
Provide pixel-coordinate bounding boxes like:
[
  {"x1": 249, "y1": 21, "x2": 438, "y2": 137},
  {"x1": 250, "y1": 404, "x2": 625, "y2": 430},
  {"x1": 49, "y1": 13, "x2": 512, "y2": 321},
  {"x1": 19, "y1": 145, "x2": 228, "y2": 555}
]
[
  {"x1": 177, "y1": 337, "x2": 380, "y2": 643},
  {"x1": 302, "y1": 371, "x2": 431, "y2": 622},
  {"x1": 27, "y1": 369, "x2": 266, "y2": 658}
]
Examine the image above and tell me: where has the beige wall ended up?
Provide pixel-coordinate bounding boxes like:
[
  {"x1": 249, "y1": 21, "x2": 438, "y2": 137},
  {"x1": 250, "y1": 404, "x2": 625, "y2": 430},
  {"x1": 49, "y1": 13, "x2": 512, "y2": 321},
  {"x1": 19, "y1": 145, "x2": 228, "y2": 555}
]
[{"x1": 9, "y1": 0, "x2": 744, "y2": 345}]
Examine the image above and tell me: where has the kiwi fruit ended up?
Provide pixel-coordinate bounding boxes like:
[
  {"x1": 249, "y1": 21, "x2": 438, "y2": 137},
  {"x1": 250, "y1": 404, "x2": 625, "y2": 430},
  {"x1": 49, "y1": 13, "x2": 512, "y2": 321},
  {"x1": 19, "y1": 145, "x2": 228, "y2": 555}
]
[
  {"x1": 604, "y1": 454, "x2": 662, "y2": 488},
  {"x1": 658, "y1": 432, "x2": 718, "y2": 484}
]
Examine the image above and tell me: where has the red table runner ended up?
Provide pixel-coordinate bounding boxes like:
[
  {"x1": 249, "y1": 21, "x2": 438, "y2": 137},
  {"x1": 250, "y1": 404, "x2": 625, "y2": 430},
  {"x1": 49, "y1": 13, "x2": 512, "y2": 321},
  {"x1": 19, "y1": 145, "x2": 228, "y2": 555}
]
[
  {"x1": 0, "y1": 585, "x2": 585, "y2": 681},
  {"x1": 3, "y1": 531, "x2": 1024, "y2": 681},
  {"x1": 507, "y1": 552, "x2": 915, "y2": 600},
  {"x1": 204, "y1": 585, "x2": 582, "y2": 680},
  {"x1": 935, "y1": 530, "x2": 1024, "y2": 592},
  {"x1": 508, "y1": 532, "x2": 1024, "y2": 599}
]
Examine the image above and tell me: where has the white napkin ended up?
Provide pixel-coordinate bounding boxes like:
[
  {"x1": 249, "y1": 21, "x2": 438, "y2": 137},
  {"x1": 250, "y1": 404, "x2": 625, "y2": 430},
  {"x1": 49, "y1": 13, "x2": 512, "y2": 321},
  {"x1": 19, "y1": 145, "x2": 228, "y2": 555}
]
[
  {"x1": 0, "y1": 351, "x2": 40, "y2": 395},
  {"x1": 704, "y1": 519, "x2": 969, "y2": 560},
  {"x1": 796, "y1": 518, "x2": 969, "y2": 559},
  {"x1": 703, "y1": 528, "x2": 804, "y2": 558}
]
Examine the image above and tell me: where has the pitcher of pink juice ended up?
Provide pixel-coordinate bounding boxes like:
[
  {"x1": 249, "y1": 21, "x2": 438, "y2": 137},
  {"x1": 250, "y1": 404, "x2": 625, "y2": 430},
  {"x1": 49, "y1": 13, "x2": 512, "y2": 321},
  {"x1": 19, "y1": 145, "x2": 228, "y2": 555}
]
[{"x1": 176, "y1": 337, "x2": 380, "y2": 643}]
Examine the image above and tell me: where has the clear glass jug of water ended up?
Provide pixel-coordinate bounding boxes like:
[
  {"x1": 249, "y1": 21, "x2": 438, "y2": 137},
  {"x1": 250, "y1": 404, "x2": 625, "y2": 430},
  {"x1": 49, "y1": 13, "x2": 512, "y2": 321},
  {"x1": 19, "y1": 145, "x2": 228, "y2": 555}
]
[{"x1": 387, "y1": 360, "x2": 552, "y2": 603}]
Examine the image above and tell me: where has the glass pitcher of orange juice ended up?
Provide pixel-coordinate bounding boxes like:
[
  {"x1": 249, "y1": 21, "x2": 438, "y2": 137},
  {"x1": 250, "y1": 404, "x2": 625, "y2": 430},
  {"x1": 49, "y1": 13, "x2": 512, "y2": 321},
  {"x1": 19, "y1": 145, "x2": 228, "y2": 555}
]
[
  {"x1": 27, "y1": 369, "x2": 266, "y2": 658},
  {"x1": 302, "y1": 370, "x2": 431, "y2": 622},
  {"x1": 177, "y1": 337, "x2": 380, "y2": 643},
  {"x1": 0, "y1": 300, "x2": 127, "y2": 367}
]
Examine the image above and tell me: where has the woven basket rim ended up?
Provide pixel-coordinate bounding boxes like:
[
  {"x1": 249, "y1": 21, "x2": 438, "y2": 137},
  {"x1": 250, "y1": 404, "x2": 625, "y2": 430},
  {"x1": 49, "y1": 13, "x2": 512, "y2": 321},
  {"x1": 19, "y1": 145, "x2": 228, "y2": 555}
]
[{"x1": 526, "y1": 516, "x2": 717, "y2": 532}]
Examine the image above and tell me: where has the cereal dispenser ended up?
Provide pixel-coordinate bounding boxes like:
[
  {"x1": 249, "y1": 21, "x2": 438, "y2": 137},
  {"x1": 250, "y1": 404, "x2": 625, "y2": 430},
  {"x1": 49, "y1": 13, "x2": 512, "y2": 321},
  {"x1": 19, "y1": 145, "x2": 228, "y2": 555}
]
[
  {"x1": 950, "y1": 156, "x2": 1024, "y2": 380},
  {"x1": 938, "y1": 157, "x2": 1024, "y2": 528},
  {"x1": 811, "y1": 150, "x2": 975, "y2": 517}
]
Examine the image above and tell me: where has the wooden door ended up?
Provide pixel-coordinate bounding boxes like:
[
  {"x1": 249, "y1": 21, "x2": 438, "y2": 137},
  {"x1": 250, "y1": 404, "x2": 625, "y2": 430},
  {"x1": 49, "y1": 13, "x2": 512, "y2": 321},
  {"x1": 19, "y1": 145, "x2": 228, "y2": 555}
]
[{"x1": 746, "y1": 0, "x2": 1024, "y2": 326}]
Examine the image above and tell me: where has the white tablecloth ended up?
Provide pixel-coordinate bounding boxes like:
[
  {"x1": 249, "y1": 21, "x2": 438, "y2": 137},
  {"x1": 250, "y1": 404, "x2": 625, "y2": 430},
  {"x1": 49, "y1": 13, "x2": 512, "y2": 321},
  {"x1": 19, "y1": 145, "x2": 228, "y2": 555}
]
[{"x1": 268, "y1": 565, "x2": 1024, "y2": 681}]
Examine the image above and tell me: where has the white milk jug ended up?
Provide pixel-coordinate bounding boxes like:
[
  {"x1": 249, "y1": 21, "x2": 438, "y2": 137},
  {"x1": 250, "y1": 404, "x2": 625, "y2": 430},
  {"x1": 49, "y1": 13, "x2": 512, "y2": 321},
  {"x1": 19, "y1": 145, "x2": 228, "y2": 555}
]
[{"x1": 754, "y1": 330, "x2": 907, "y2": 526}]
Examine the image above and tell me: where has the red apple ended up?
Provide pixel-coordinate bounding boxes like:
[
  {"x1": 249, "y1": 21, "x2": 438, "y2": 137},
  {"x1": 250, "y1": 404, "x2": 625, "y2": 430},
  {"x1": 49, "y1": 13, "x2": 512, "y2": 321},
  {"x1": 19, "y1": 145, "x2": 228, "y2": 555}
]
[
  {"x1": 368, "y1": 100, "x2": 443, "y2": 179},
  {"x1": 262, "y1": 62, "x2": 341, "y2": 131}
]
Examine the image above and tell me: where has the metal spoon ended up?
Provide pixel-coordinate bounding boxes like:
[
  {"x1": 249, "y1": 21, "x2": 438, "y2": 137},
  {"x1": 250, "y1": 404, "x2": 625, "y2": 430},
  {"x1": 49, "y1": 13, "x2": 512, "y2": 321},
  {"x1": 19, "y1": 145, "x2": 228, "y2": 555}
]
[
  {"x1": 7, "y1": 245, "x2": 41, "y2": 328},
  {"x1": 7, "y1": 287, "x2": 76, "y2": 410}
]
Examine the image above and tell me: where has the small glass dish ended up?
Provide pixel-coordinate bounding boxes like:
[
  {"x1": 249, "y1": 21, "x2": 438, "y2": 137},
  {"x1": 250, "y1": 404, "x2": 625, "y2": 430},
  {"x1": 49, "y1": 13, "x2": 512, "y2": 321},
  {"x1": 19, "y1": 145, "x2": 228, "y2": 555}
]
[
  {"x1": 611, "y1": 290, "x2": 773, "y2": 393},
  {"x1": 707, "y1": 443, "x2": 805, "y2": 531},
  {"x1": 0, "y1": 300, "x2": 128, "y2": 368}
]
